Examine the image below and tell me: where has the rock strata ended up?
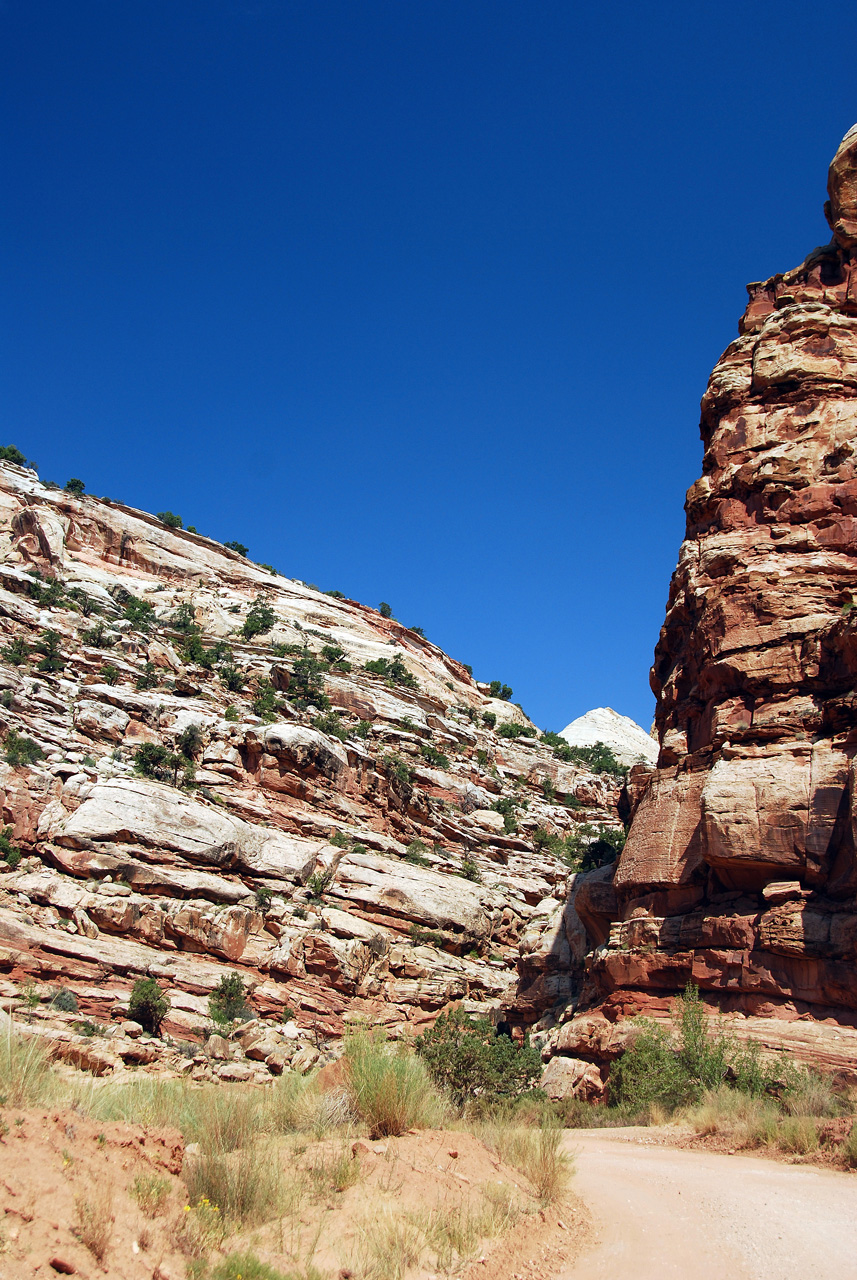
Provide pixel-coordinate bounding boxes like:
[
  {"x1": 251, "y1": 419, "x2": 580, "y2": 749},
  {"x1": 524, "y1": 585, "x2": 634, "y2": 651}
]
[
  {"x1": 540, "y1": 124, "x2": 857, "y2": 1093},
  {"x1": 0, "y1": 461, "x2": 624, "y2": 1079}
]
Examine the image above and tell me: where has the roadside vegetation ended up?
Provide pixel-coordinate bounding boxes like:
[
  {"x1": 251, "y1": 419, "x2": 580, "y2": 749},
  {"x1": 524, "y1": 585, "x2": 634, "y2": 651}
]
[
  {"x1": 0, "y1": 1012, "x2": 570, "y2": 1279},
  {"x1": 560, "y1": 984, "x2": 857, "y2": 1165}
]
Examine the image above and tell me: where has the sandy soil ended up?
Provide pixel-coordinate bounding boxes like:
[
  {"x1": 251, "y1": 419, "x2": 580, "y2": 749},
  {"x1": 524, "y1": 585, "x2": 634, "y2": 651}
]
[
  {"x1": 560, "y1": 1127, "x2": 857, "y2": 1280},
  {"x1": 0, "y1": 1107, "x2": 186, "y2": 1279},
  {"x1": 0, "y1": 1115, "x2": 586, "y2": 1280}
]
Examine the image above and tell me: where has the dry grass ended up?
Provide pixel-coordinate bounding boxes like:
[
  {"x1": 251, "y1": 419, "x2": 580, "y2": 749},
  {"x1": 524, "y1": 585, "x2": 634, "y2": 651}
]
[
  {"x1": 477, "y1": 1118, "x2": 571, "y2": 1205},
  {"x1": 174, "y1": 1194, "x2": 227, "y2": 1257},
  {"x1": 354, "y1": 1183, "x2": 524, "y2": 1280},
  {"x1": 184, "y1": 1141, "x2": 284, "y2": 1226},
  {"x1": 355, "y1": 1209, "x2": 427, "y2": 1280},
  {"x1": 345, "y1": 1031, "x2": 450, "y2": 1137},
  {"x1": 305, "y1": 1139, "x2": 362, "y2": 1196},
  {"x1": 0, "y1": 1021, "x2": 57, "y2": 1107},
  {"x1": 682, "y1": 1085, "x2": 829, "y2": 1154},
  {"x1": 73, "y1": 1179, "x2": 113, "y2": 1262},
  {"x1": 264, "y1": 1071, "x2": 353, "y2": 1137}
]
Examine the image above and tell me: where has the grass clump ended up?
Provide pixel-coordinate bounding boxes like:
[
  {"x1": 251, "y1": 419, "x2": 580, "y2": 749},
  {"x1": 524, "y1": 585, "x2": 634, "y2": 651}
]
[
  {"x1": 210, "y1": 1254, "x2": 292, "y2": 1280},
  {"x1": 0, "y1": 1024, "x2": 57, "y2": 1106},
  {"x1": 345, "y1": 1030, "x2": 449, "y2": 1137},
  {"x1": 478, "y1": 1116, "x2": 571, "y2": 1205},
  {"x1": 184, "y1": 1144, "x2": 281, "y2": 1227},
  {"x1": 130, "y1": 1172, "x2": 172, "y2": 1217},
  {"x1": 73, "y1": 1181, "x2": 113, "y2": 1262}
]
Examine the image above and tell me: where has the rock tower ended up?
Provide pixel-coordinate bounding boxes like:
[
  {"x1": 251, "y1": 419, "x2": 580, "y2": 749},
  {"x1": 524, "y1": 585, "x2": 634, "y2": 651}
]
[{"x1": 540, "y1": 125, "x2": 857, "y2": 1092}]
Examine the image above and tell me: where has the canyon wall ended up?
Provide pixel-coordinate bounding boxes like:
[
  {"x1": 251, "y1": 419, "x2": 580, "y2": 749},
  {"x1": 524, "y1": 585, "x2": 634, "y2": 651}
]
[
  {"x1": 540, "y1": 124, "x2": 857, "y2": 1093},
  {"x1": 0, "y1": 463, "x2": 621, "y2": 1080}
]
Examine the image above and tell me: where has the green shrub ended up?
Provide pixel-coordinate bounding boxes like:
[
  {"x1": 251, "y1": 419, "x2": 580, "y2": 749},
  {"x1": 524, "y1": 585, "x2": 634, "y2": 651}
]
[
  {"x1": 251, "y1": 678, "x2": 281, "y2": 721},
  {"x1": 403, "y1": 839, "x2": 431, "y2": 866},
  {"x1": 416, "y1": 1008, "x2": 542, "y2": 1108},
  {"x1": 220, "y1": 663, "x2": 244, "y2": 692},
  {"x1": 610, "y1": 985, "x2": 791, "y2": 1115},
  {"x1": 488, "y1": 681, "x2": 513, "y2": 701},
  {"x1": 561, "y1": 823, "x2": 626, "y2": 871},
  {"x1": 255, "y1": 887, "x2": 272, "y2": 911},
  {"x1": 320, "y1": 643, "x2": 351, "y2": 671},
  {"x1": 2, "y1": 637, "x2": 28, "y2": 665},
  {"x1": 50, "y1": 987, "x2": 79, "y2": 1012},
  {"x1": 353, "y1": 719, "x2": 372, "y2": 738},
  {"x1": 223, "y1": 541, "x2": 248, "y2": 556},
  {"x1": 123, "y1": 595, "x2": 155, "y2": 631},
  {"x1": 34, "y1": 628, "x2": 64, "y2": 671},
  {"x1": 306, "y1": 869, "x2": 334, "y2": 900},
  {"x1": 27, "y1": 575, "x2": 65, "y2": 608},
  {"x1": 128, "y1": 978, "x2": 170, "y2": 1034},
  {"x1": 562, "y1": 740, "x2": 626, "y2": 777},
  {"x1": 0, "y1": 444, "x2": 28, "y2": 466},
  {"x1": 482, "y1": 711, "x2": 496, "y2": 729},
  {"x1": 176, "y1": 724, "x2": 204, "y2": 759},
  {"x1": 242, "y1": 599, "x2": 276, "y2": 640},
  {"x1": 134, "y1": 742, "x2": 180, "y2": 782},
  {"x1": 491, "y1": 796, "x2": 519, "y2": 835},
  {"x1": 170, "y1": 602, "x2": 197, "y2": 633},
  {"x1": 409, "y1": 924, "x2": 445, "y2": 948},
  {"x1": 209, "y1": 972, "x2": 253, "y2": 1026},
  {"x1": 378, "y1": 602, "x2": 393, "y2": 619},
  {"x1": 80, "y1": 621, "x2": 110, "y2": 649},
  {"x1": 210, "y1": 1254, "x2": 290, "y2": 1280},
  {"x1": 100, "y1": 663, "x2": 120, "y2": 685},
  {"x1": 383, "y1": 753, "x2": 413, "y2": 791},
  {"x1": 157, "y1": 511, "x2": 183, "y2": 528},
  {"x1": 419, "y1": 742, "x2": 450, "y2": 769},
  {"x1": 288, "y1": 655, "x2": 329, "y2": 709},
  {"x1": 313, "y1": 711, "x2": 348, "y2": 740},
  {"x1": 5, "y1": 732, "x2": 45, "y2": 767},
  {"x1": 460, "y1": 857, "x2": 482, "y2": 882},
  {"x1": 325, "y1": 589, "x2": 345, "y2": 599},
  {"x1": 497, "y1": 721, "x2": 536, "y2": 740},
  {"x1": 64, "y1": 477, "x2": 85, "y2": 496},
  {"x1": 0, "y1": 825, "x2": 21, "y2": 867},
  {"x1": 136, "y1": 662, "x2": 159, "y2": 690},
  {"x1": 364, "y1": 654, "x2": 417, "y2": 690}
]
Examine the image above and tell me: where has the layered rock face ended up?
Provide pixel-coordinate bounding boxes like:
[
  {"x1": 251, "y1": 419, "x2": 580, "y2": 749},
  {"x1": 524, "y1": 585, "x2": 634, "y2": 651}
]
[
  {"x1": 0, "y1": 463, "x2": 622, "y2": 1079},
  {"x1": 539, "y1": 125, "x2": 857, "y2": 1092}
]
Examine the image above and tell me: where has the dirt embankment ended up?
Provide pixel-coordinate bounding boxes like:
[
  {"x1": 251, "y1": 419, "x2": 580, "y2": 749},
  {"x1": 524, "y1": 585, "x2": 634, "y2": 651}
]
[{"x1": 0, "y1": 1115, "x2": 589, "y2": 1280}]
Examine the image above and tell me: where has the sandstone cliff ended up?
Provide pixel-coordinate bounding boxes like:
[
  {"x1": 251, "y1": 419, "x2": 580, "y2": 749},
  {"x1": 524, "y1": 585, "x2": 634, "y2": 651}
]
[
  {"x1": 540, "y1": 124, "x2": 857, "y2": 1095},
  {"x1": 0, "y1": 462, "x2": 623, "y2": 1080}
]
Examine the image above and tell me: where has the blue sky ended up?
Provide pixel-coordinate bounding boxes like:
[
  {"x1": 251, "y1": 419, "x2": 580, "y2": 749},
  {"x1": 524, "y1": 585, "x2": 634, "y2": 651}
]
[{"x1": 2, "y1": 1, "x2": 853, "y2": 731}]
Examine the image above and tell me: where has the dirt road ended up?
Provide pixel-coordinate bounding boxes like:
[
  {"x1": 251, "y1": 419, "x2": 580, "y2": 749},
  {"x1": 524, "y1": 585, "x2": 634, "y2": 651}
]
[{"x1": 560, "y1": 1129, "x2": 857, "y2": 1280}]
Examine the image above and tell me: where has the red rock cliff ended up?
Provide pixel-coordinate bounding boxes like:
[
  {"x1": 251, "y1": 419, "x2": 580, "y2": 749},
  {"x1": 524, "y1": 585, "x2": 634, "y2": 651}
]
[{"x1": 539, "y1": 125, "x2": 857, "y2": 1093}]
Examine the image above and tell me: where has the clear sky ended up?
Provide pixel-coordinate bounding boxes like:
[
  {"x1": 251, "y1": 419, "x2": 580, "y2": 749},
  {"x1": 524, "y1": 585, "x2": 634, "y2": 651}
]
[{"x1": 2, "y1": 2, "x2": 853, "y2": 732}]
